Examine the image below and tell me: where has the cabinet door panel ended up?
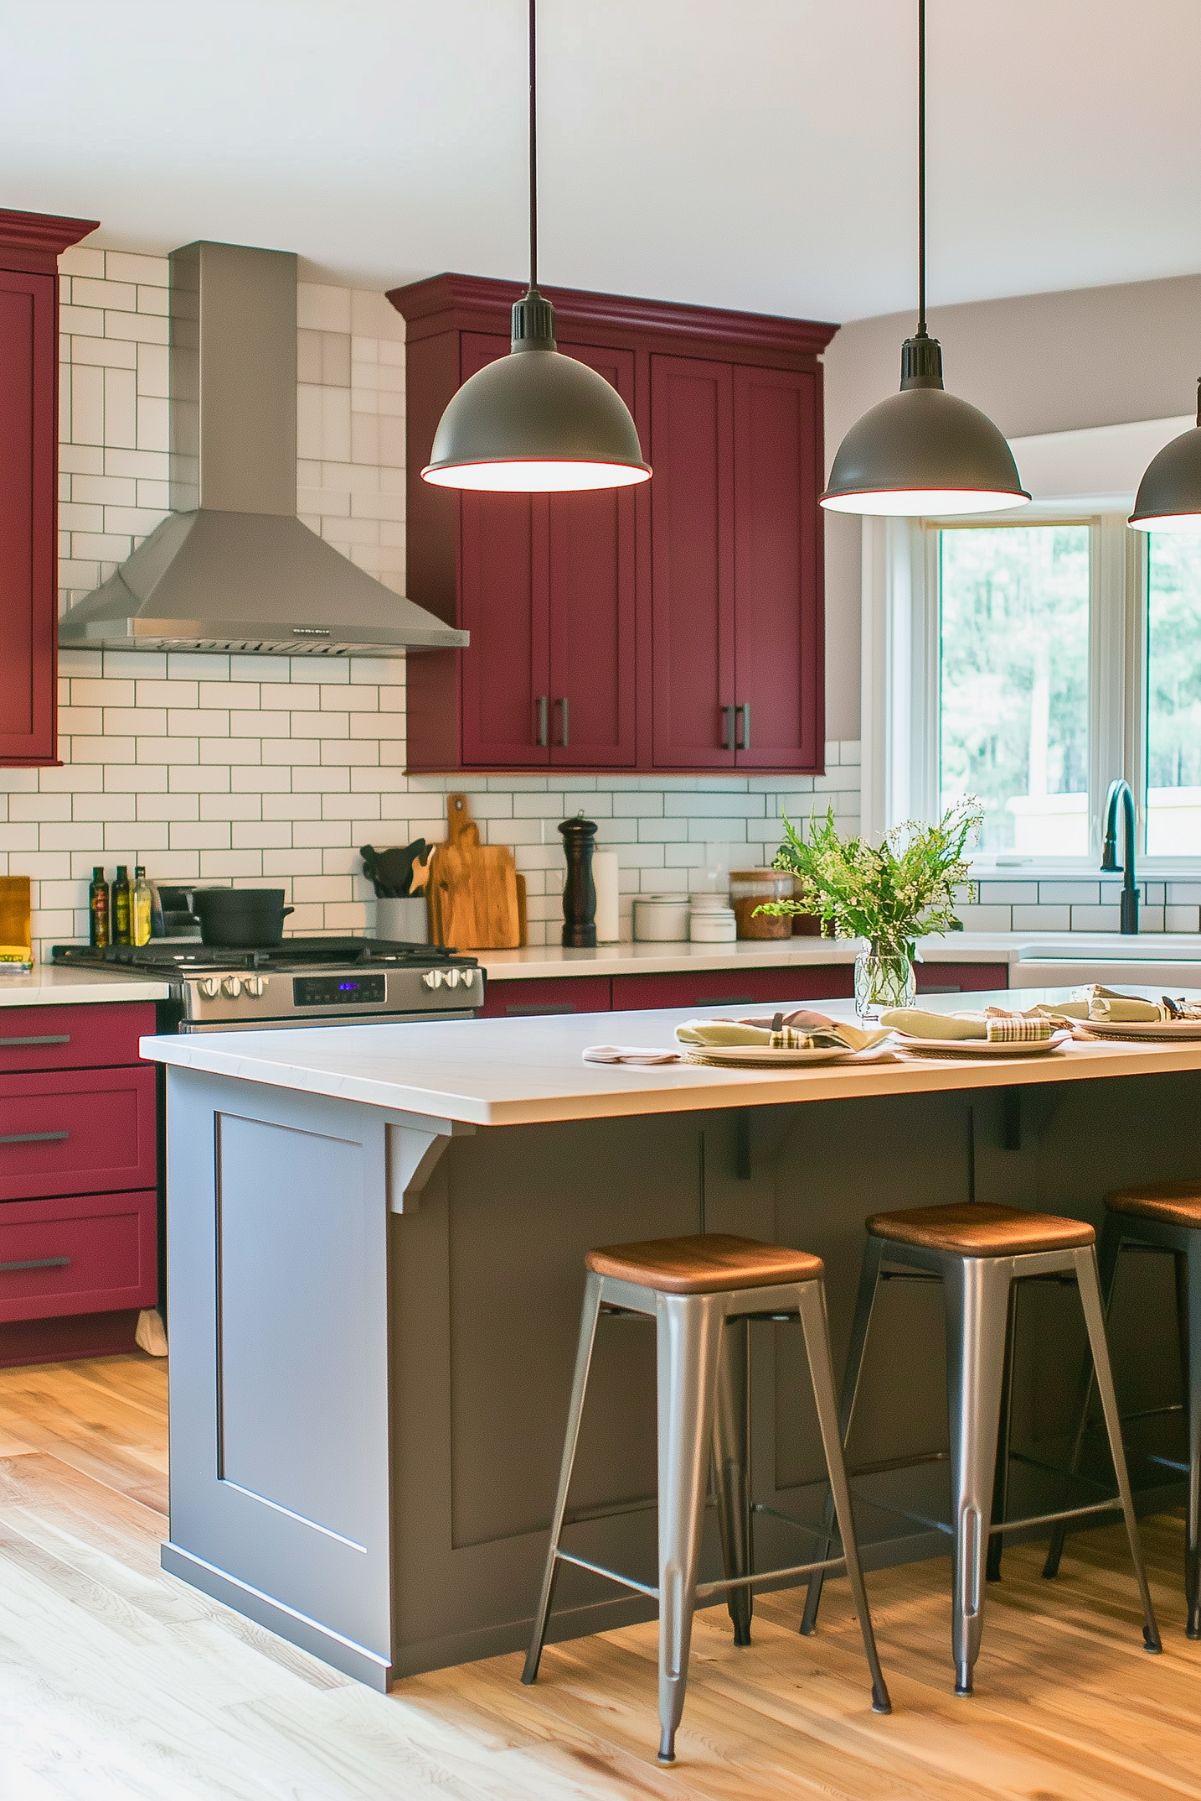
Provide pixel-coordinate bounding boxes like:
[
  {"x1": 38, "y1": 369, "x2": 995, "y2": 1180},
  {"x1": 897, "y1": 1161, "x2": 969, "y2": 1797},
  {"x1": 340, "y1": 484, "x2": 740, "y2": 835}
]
[
  {"x1": 732, "y1": 365, "x2": 822, "y2": 770},
  {"x1": 0, "y1": 271, "x2": 55, "y2": 764},
  {"x1": 458, "y1": 334, "x2": 549, "y2": 767},
  {"x1": 548, "y1": 342, "x2": 638, "y2": 767},
  {"x1": 649, "y1": 356, "x2": 736, "y2": 769}
]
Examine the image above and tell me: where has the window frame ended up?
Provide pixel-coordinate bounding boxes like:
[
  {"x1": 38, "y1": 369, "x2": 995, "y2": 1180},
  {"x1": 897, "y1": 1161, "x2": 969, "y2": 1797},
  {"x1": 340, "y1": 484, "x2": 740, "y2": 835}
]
[{"x1": 861, "y1": 507, "x2": 1196, "y2": 874}]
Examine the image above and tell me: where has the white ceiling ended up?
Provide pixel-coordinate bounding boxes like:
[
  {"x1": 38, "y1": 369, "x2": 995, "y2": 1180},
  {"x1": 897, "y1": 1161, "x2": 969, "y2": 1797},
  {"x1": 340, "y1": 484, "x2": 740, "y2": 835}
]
[{"x1": 9, "y1": 0, "x2": 1201, "y2": 325}]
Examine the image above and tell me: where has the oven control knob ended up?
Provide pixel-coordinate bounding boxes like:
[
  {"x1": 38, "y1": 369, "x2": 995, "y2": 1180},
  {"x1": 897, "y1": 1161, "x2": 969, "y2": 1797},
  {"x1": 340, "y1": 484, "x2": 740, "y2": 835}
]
[
  {"x1": 444, "y1": 967, "x2": 462, "y2": 988},
  {"x1": 422, "y1": 969, "x2": 444, "y2": 989},
  {"x1": 198, "y1": 976, "x2": 220, "y2": 999},
  {"x1": 221, "y1": 975, "x2": 243, "y2": 998},
  {"x1": 244, "y1": 975, "x2": 266, "y2": 998}
]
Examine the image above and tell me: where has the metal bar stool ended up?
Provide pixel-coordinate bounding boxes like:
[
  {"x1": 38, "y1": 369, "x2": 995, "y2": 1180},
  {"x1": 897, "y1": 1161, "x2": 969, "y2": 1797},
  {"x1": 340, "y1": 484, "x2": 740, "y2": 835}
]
[
  {"x1": 1044, "y1": 1181, "x2": 1201, "y2": 1635},
  {"x1": 800, "y1": 1202, "x2": 1161, "y2": 1696},
  {"x1": 522, "y1": 1232, "x2": 891, "y2": 1764}
]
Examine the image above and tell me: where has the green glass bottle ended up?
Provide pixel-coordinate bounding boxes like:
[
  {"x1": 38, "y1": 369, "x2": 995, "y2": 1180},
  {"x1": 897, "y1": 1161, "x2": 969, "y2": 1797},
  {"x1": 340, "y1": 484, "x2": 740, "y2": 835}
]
[{"x1": 111, "y1": 864, "x2": 132, "y2": 946}]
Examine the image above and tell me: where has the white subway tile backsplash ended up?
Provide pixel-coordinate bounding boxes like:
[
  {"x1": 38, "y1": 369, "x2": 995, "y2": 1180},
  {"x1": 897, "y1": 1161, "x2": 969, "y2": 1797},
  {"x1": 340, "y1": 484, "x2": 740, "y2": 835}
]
[{"x1": 33, "y1": 248, "x2": 1179, "y2": 955}]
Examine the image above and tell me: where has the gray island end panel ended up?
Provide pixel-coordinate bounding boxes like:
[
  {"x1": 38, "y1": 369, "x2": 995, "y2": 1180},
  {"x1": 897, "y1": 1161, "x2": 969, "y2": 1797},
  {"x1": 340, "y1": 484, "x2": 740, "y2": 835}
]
[{"x1": 145, "y1": 991, "x2": 1200, "y2": 1687}]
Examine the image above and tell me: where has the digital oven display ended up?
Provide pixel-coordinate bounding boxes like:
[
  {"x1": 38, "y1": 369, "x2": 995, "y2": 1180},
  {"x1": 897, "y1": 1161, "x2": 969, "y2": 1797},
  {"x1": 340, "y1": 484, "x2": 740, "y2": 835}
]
[{"x1": 292, "y1": 975, "x2": 386, "y2": 1007}]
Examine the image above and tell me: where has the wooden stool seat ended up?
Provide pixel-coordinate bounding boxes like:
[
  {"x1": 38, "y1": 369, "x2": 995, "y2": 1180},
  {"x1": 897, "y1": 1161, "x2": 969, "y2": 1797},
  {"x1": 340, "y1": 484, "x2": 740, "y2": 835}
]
[
  {"x1": 1106, "y1": 1182, "x2": 1201, "y2": 1229},
  {"x1": 585, "y1": 1232, "x2": 823, "y2": 1294},
  {"x1": 867, "y1": 1201, "x2": 1095, "y2": 1258}
]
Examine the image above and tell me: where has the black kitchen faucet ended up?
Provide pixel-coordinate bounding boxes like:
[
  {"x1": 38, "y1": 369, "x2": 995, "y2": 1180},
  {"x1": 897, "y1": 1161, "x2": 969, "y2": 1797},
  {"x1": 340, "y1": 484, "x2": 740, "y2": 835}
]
[{"x1": 1100, "y1": 778, "x2": 1139, "y2": 935}]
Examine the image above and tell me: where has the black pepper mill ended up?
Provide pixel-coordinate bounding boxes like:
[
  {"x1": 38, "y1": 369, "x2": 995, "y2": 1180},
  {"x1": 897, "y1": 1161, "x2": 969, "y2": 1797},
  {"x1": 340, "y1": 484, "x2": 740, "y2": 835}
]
[{"x1": 559, "y1": 813, "x2": 598, "y2": 948}]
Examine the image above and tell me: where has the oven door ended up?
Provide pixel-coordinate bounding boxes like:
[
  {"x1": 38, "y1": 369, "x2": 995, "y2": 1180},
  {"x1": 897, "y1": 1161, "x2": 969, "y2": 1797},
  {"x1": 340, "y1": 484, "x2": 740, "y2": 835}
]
[{"x1": 177, "y1": 1010, "x2": 475, "y2": 1034}]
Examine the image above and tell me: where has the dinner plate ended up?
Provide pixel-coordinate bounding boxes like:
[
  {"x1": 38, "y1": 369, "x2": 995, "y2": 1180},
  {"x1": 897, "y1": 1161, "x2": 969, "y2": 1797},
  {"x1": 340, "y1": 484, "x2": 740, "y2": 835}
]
[
  {"x1": 894, "y1": 1029, "x2": 1071, "y2": 1058},
  {"x1": 683, "y1": 1043, "x2": 874, "y2": 1068},
  {"x1": 1075, "y1": 1017, "x2": 1201, "y2": 1042}
]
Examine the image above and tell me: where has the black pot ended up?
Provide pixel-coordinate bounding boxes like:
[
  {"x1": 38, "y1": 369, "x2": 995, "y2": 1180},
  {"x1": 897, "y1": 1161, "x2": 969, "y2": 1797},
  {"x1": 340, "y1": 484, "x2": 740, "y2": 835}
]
[{"x1": 191, "y1": 888, "x2": 294, "y2": 949}]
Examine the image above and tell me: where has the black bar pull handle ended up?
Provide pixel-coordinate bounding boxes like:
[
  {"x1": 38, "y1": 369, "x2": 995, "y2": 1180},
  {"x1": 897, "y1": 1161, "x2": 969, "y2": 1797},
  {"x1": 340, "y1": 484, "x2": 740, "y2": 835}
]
[
  {"x1": 557, "y1": 696, "x2": 569, "y2": 749},
  {"x1": 535, "y1": 696, "x2": 549, "y2": 748},
  {"x1": 0, "y1": 1130, "x2": 69, "y2": 1146},
  {"x1": 696, "y1": 996, "x2": 753, "y2": 1008},
  {"x1": 0, "y1": 1034, "x2": 70, "y2": 1048},
  {"x1": 504, "y1": 1003, "x2": 580, "y2": 1016},
  {"x1": 737, "y1": 702, "x2": 751, "y2": 752},
  {"x1": 0, "y1": 1256, "x2": 70, "y2": 1274}
]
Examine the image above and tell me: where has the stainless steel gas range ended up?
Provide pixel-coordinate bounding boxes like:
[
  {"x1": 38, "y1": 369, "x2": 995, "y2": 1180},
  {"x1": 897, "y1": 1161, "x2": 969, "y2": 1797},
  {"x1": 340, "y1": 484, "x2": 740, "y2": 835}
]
[{"x1": 52, "y1": 937, "x2": 484, "y2": 1032}]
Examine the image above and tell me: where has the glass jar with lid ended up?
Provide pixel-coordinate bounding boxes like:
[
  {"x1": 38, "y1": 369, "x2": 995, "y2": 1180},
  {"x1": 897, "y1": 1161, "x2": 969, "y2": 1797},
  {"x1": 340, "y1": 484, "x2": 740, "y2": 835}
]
[{"x1": 728, "y1": 869, "x2": 794, "y2": 940}]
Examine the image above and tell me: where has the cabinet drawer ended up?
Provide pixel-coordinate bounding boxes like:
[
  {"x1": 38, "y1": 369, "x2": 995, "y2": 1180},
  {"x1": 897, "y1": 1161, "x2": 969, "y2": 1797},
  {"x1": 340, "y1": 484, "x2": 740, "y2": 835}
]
[
  {"x1": 0, "y1": 1002, "x2": 157, "y2": 1073},
  {"x1": 0, "y1": 1065, "x2": 157, "y2": 1201},
  {"x1": 0, "y1": 1189, "x2": 156, "y2": 1323},
  {"x1": 611, "y1": 964, "x2": 854, "y2": 1012},
  {"x1": 916, "y1": 962, "x2": 1009, "y2": 994},
  {"x1": 478, "y1": 976, "x2": 612, "y2": 1017}
]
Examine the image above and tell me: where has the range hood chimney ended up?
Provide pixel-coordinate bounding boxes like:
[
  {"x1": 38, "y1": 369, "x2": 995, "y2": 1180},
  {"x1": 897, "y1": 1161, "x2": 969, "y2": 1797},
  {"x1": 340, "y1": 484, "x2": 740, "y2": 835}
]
[{"x1": 60, "y1": 241, "x2": 466, "y2": 656}]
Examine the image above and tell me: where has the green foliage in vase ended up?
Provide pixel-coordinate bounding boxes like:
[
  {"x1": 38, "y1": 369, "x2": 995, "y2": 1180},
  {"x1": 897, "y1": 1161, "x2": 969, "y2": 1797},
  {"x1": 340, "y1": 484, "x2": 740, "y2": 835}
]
[{"x1": 763, "y1": 802, "x2": 983, "y2": 952}]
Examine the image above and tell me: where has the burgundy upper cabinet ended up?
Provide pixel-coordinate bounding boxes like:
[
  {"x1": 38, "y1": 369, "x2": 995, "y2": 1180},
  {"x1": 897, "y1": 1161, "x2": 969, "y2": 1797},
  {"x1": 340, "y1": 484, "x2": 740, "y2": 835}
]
[
  {"x1": 731, "y1": 364, "x2": 823, "y2": 770},
  {"x1": 390, "y1": 274, "x2": 835, "y2": 776},
  {"x1": 0, "y1": 211, "x2": 97, "y2": 767}
]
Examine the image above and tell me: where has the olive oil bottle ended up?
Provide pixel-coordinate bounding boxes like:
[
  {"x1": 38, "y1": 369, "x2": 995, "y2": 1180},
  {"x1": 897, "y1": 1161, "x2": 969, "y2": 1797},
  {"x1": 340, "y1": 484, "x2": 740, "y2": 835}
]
[
  {"x1": 88, "y1": 866, "x2": 110, "y2": 949},
  {"x1": 132, "y1": 866, "x2": 153, "y2": 947},
  {"x1": 111, "y1": 864, "x2": 132, "y2": 946}
]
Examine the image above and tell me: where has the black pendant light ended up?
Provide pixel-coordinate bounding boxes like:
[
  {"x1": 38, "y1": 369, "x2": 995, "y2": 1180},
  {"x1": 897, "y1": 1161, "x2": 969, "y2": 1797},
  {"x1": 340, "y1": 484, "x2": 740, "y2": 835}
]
[
  {"x1": 422, "y1": 0, "x2": 650, "y2": 493},
  {"x1": 821, "y1": 0, "x2": 1028, "y2": 517},
  {"x1": 1129, "y1": 380, "x2": 1201, "y2": 531}
]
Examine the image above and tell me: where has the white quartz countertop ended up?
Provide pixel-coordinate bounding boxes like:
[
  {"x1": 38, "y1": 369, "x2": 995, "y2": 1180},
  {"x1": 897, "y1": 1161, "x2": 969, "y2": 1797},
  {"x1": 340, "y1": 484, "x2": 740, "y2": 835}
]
[
  {"x1": 141, "y1": 985, "x2": 1201, "y2": 1128},
  {"x1": 0, "y1": 966, "x2": 171, "y2": 1007},
  {"x1": 480, "y1": 932, "x2": 1048, "y2": 980}
]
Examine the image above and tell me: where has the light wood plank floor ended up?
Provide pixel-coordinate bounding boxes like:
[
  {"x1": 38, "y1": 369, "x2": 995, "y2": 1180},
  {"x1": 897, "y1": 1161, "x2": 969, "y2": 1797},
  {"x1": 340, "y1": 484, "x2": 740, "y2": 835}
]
[{"x1": 0, "y1": 1353, "x2": 1199, "y2": 1799}]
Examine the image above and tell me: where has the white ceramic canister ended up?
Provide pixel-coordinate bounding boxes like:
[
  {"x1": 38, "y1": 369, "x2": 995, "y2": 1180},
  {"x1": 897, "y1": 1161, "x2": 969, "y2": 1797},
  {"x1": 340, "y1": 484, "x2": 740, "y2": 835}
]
[
  {"x1": 689, "y1": 905, "x2": 737, "y2": 943},
  {"x1": 632, "y1": 893, "x2": 691, "y2": 942}
]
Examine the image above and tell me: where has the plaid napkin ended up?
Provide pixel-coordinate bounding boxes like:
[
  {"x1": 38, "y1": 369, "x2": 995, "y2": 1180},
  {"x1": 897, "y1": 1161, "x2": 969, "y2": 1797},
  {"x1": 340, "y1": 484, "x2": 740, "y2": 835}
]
[
  {"x1": 1032, "y1": 984, "x2": 1197, "y2": 1026},
  {"x1": 675, "y1": 1009, "x2": 889, "y2": 1053},
  {"x1": 984, "y1": 1014, "x2": 1053, "y2": 1043},
  {"x1": 882, "y1": 1006, "x2": 1053, "y2": 1042}
]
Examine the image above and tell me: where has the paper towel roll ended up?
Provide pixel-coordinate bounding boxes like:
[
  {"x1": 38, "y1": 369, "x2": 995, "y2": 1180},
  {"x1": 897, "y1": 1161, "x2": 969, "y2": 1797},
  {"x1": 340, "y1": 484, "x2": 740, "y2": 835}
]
[{"x1": 593, "y1": 851, "x2": 619, "y2": 943}]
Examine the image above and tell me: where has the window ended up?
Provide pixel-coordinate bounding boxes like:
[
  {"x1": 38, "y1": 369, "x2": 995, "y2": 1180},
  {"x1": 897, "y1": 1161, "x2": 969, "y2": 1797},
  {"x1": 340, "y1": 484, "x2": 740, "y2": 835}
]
[
  {"x1": 1145, "y1": 524, "x2": 1201, "y2": 855},
  {"x1": 938, "y1": 524, "x2": 1090, "y2": 855},
  {"x1": 867, "y1": 509, "x2": 1201, "y2": 869}
]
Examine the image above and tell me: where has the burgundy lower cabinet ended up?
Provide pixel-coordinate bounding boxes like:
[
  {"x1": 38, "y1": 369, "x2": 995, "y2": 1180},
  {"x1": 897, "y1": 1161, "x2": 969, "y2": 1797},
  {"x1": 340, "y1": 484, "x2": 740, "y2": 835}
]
[
  {"x1": 611, "y1": 965, "x2": 855, "y2": 1011},
  {"x1": 479, "y1": 976, "x2": 612, "y2": 1018},
  {"x1": 916, "y1": 962, "x2": 1009, "y2": 994},
  {"x1": 391, "y1": 274, "x2": 835, "y2": 775},
  {"x1": 0, "y1": 1001, "x2": 159, "y2": 1367}
]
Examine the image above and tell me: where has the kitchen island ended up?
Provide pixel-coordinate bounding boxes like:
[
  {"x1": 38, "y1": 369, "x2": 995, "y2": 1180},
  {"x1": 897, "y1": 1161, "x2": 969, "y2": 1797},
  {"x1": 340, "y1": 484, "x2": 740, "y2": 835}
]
[{"x1": 144, "y1": 989, "x2": 1201, "y2": 1690}]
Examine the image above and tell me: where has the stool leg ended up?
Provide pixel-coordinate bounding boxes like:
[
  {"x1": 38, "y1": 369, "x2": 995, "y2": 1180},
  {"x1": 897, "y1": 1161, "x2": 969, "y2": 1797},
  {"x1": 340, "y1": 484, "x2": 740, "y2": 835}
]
[
  {"x1": 522, "y1": 1271, "x2": 603, "y2": 1685},
  {"x1": 1073, "y1": 1246, "x2": 1162, "y2": 1655},
  {"x1": 1177, "y1": 1244, "x2": 1201, "y2": 1638},
  {"x1": 1043, "y1": 1217, "x2": 1123, "y2": 1581},
  {"x1": 655, "y1": 1293, "x2": 724, "y2": 1764},
  {"x1": 796, "y1": 1278, "x2": 892, "y2": 1714},
  {"x1": 986, "y1": 1284, "x2": 1020, "y2": 1584},
  {"x1": 944, "y1": 1256, "x2": 1010, "y2": 1695},
  {"x1": 712, "y1": 1315, "x2": 753, "y2": 1647},
  {"x1": 800, "y1": 1233, "x2": 885, "y2": 1637}
]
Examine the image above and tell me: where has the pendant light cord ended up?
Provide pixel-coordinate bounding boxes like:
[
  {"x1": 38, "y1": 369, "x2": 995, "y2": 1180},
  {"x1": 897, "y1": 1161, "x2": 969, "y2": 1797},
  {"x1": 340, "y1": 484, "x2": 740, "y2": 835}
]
[
  {"x1": 528, "y1": 0, "x2": 539, "y2": 289},
  {"x1": 916, "y1": 0, "x2": 927, "y2": 336}
]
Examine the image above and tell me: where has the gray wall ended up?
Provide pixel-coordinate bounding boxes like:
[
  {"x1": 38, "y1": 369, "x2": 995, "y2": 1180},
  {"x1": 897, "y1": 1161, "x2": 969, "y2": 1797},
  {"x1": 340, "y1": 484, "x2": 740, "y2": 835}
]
[{"x1": 822, "y1": 272, "x2": 1201, "y2": 738}]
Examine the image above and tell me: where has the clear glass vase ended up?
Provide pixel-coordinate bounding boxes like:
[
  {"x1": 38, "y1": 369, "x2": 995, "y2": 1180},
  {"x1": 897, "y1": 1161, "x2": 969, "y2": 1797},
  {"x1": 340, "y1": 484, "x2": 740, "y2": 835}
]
[{"x1": 854, "y1": 941, "x2": 916, "y2": 1019}]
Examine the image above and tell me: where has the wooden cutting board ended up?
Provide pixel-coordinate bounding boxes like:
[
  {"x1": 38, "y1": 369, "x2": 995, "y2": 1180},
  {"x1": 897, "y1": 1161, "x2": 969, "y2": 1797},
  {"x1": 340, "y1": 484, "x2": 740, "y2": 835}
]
[{"x1": 429, "y1": 793, "x2": 521, "y2": 950}]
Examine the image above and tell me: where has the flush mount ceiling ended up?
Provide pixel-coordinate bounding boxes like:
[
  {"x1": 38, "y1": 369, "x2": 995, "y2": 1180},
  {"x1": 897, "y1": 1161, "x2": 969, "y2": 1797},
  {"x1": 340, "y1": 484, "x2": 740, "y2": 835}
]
[{"x1": 5, "y1": 1, "x2": 1201, "y2": 324}]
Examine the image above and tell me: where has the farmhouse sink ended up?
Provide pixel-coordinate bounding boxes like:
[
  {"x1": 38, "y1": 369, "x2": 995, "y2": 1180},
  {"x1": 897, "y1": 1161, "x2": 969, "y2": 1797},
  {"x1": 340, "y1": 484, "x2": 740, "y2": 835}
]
[{"x1": 1012, "y1": 933, "x2": 1201, "y2": 990}]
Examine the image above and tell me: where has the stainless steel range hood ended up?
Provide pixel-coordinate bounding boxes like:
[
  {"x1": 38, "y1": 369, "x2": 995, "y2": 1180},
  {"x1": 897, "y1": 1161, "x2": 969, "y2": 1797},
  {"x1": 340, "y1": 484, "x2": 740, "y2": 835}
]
[{"x1": 60, "y1": 241, "x2": 466, "y2": 657}]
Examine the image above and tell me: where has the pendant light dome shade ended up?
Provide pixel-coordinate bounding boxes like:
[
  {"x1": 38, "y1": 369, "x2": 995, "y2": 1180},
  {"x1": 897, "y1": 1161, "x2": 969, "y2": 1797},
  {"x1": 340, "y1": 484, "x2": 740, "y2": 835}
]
[
  {"x1": 420, "y1": 0, "x2": 649, "y2": 495},
  {"x1": 422, "y1": 289, "x2": 650, "y2": 492},
  {"x1": 822, "y1": 0, "x2": 1028, "y2": 520},
  {"x1": 1129, "y1": 382, "x2": 1201, "y2": 532},
  {"x1": 821, "y1": 332, "x2": 1029, "y2": 516}
]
